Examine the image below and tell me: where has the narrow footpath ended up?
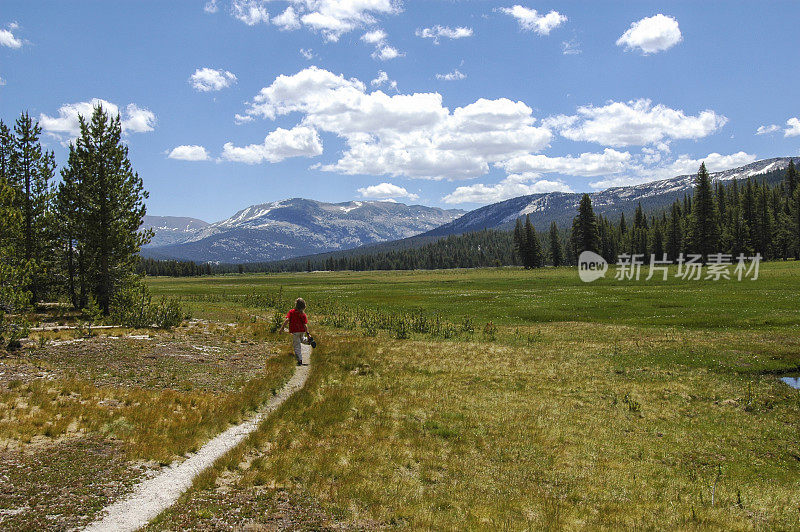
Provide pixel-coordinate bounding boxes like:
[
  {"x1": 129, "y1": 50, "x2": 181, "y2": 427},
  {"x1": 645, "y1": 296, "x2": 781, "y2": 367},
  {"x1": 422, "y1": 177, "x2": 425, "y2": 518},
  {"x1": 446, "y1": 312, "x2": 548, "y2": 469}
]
[{"x1": 84, "y1": 345, "x2": 312, "y2": 532}]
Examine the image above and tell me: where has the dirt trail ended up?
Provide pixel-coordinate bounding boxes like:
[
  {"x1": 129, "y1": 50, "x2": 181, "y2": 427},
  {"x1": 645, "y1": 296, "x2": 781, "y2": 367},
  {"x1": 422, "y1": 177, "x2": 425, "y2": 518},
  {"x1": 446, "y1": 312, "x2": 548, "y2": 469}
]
[{"x1": 83, "y1": 345, "x2": 311, "y2": 532}]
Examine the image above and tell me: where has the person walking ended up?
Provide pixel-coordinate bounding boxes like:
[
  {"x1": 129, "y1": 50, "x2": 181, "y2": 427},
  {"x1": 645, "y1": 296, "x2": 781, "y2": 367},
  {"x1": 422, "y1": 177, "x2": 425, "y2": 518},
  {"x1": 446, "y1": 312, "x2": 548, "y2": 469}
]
[{"x1": 282, "y1": 298, "x2": 312, "y2": 366}]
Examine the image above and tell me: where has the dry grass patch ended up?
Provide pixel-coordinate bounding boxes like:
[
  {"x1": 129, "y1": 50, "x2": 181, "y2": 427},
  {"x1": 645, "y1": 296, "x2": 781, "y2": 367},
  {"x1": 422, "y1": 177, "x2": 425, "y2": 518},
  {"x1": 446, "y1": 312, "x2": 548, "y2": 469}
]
[{"x1": 0, "y1": 324, "x2": 298, "y2": 526}]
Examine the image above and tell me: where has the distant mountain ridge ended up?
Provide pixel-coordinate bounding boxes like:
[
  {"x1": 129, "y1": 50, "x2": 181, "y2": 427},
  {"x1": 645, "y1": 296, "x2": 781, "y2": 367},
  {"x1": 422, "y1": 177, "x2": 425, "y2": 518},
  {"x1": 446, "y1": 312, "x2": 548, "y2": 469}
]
[
  {"x1": 141, "y1": 198, "x2": 464, "y2": 263},
  {"x1": 425, "y1": 157, "x2": 799, "y2": 236},
  {"x1": 141, "y1": 157, "x2": 797, "y2": 264},
  {"x1": 141, "y1": 216, "x2": 210, "y2": 248}
]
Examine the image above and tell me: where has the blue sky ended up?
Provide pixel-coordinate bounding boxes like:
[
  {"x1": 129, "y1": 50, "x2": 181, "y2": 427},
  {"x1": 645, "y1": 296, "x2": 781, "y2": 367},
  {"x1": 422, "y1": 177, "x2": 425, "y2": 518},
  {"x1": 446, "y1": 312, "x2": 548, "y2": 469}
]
[{"x1": 2, "y1": 1, "x2": 799, "y2": 222}]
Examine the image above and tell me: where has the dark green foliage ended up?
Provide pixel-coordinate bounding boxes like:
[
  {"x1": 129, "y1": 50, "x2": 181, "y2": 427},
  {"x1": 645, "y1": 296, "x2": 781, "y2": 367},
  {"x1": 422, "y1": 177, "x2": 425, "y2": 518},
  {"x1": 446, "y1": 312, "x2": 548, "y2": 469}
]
[
  {"x1": 687, "y1": 163, "x2": 719, "y2": 261},
  {"x1": 514, "y1": 214, "x2": 543, "y2": 268},
  {"x1": 665, "y1": 202, "x2": 683, "y2": 260},
  {"x1": 0, "y1": 171, "x2": 30, "y2": 348},
  {"x1": 785, "y1": 159, "x2": 797, "y2": 196},
  {"x1": 0, "y1": 107, "x2": 185, "y2": 329},
  {"x1": 548, "y1": 221, "x2": 563, "y2": 266},
  {"x1": 11, "y1": 113, "x2": 58, "y2": 302},
  {"x1": 570, "y1": 194, "x2": 600, "y2": 256},
  {"x1": 109, "y1": 280, "x2": 187, "y2": 328},
  {"x1": 57, "y1": 106, "x2": 151, "y2": 314},
  {"x1": 793, "y1": 185, "x2": 800, "y2": 259}
]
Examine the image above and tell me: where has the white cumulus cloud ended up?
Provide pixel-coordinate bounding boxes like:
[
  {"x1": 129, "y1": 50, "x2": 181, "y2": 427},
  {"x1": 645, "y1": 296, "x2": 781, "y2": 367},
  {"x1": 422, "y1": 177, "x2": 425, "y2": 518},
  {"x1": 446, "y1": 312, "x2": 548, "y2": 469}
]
[
  {"x1": 121, "y1": 104, "x2": 156, "y2": 133},
  {"x1": 297, "y1": 0, "x2": 399, "y2": 42},
  {"x1": 499, "y1": 5, "x2": 567, "y2": 35},
  {"x1": 443, "y1": 174, "x2": 572, "y2": 204},
  {"x1": 756, "y1": 124, "x2": 780, "y2": 135},
  {"x1": 361, "y1": 29, "x2": 403, "y2": 60},
  {"x1": 190, "y1": 67, "x2": 238, "y2": 92},
  {"x1": 223, "y1": 1, "x2": 399, "y2": 42},
  {"x1": 357, "y1": 182, "x2": 418, "y2": 201},
  {"x1": 221, "y1": 125, "x2": 323, "y2": 164},
  {"x1": 416, "y1": 25, "x2": 473, "y2": 44},
  {"x1": 370, "y1": 70, "x2": 397, "y2": 90},
  {"x1": 231, "y1": 0, "x2": 270, "y2": 25},
  {"x1": 545, "y1": 99, "x2": 726, "y2": 147},
  {"x1": 361, "y1": 28, "x2": 387, "y2": 44},
  {"x1": 39, "y1": 99, "x2": 156, "y2": 142},
  {"x1": 500, "y1": 148, "x2": 633, "y2": 177},
  {"x1": 168, "y1": 145, "x2": 210, "y2": 161},
  {"x1": 785, "y1": 117, "x2": 800, "y2": 137},
  {"x1": 238, "y1": 67, "x2": 552, "y2": 180},
  {"x1": 616, "y1": 14, "x2": 682, "y2": 54},
  {"x1": 436, "y1": 69, "x2": 466, "y2": 81},
  {"x1": 204, "y1": 0, "x2": 218, "y2": 14},
  {"x1": 0, "y1": 24, "x2": 22, "y2": 49},
  {"x1": 372, "y1": 45, "x2": 403, "y2": 61},
  {"x1": 273, "y1": 6, "x2": 301, "y2": 29}
]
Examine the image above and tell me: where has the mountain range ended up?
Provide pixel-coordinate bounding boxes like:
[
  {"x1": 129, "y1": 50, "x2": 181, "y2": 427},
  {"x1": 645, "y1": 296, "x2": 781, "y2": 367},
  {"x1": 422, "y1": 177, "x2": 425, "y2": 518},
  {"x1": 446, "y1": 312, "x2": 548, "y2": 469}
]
[
  {"x1": 140, "y1": 216, "x2": 210, "y2": 248},
  {"x1": 141, "y1": 199, "x2": 464, "y2": 263},
  {"x1": 142, "y1": 157, "x2": 798, "y2": 264},
  {"x1": 425, "y1": 157, "x2": 797, "y2": 236}
]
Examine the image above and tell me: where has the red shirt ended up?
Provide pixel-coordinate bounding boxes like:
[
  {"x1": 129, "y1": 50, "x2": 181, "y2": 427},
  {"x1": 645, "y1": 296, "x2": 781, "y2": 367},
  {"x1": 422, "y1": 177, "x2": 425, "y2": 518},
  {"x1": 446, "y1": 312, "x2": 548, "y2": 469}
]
[{"x1": 286, "y1": 308, "x2": 308, "y2": 333}]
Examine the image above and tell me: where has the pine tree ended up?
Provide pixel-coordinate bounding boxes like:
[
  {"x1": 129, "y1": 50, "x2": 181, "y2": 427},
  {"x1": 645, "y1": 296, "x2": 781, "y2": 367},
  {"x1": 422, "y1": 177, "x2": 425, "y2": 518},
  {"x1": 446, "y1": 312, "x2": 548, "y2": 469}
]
[
  {"x1": 652, "y1": 223, "x2": 664, "y2": 259},
  {"x1": 742, "y1": 177, "x2": 756, "y2": 249},
  {"x1": 0, "y1": 121, "x2": 16, "y2": 256},
  {"x1": 793, "y1": 185, "x2": 800, "y2": 259},
  {"x1": 570, "y1": 193, "x2": 600, "y2": 255},
  {"x1": 56, "y1": 145, "x2": 90, "y2": 308},
  {"x1": 753, "y1": 183, "x2": 772, "y2": 257},
  {"x1": 548, "y1": 221, "x2": 563, "y2": 266},
  {"x1": 0, "y1": 175, "x2": 30, "y2": 348},
  {"x1": 665, "y1": 202, "x2": 683, "y2": 260},
  {"x1": 687, "y1": 163, "x2": 719, "y2": 261},
  {"x1": 785, "y1": 159, "x2": 797, "y2": 196},
  {"x1": 0, "y1": 121, "x2": 13, "y2": 183},
  {"x1": 67, "y1": 105, "x2": 150, "y2": 314},
  {"x1": 716, "y1": 182, "x2": 727, "y2": 225},
  {"x1": 523, "y1": 215, "x2": 542, "y2": 268},
  {"x1": 632, "y1": 202, "x2": 648, "y2": 255},
  {"x1": 513, "y1": 217, "x2": 525, "y2": 264},
  {"x1": 12, "y1": 113, "x2": 57, "y2": 303}
]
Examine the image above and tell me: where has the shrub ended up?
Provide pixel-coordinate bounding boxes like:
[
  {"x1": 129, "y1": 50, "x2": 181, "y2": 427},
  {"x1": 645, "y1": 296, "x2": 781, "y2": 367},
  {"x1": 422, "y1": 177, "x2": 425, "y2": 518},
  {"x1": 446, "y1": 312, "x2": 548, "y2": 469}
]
[
  {"x1": 152, "y1": 298, "x2": 185, "y2": 328},
  {"x1": 483, "y1": 321, "x2": 497, "y2": 341},
  {"x1": 110, "y1": 280, "x2": 187, "y2": 329},
  {"x1": 395, "y1": 317, "x2": 411, "y2": 339},
  {"x1": 269, "y1": 311, "x2": 284, "y2": 333}
]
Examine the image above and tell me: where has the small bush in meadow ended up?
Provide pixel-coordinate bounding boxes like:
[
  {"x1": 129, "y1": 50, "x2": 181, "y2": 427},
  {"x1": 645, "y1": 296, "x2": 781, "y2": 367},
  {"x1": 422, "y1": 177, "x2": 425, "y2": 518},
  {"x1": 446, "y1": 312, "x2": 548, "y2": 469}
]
[
  {"x1": 483, "y1": 321, "x2": 497, "y2": 341},
  {"x1": 395, "y1": 318, "x2": 411, "y2": 339},
  {"x1": 269, "y1": 311, "x2": 284, "y2": 333},
  {"x1": 109, "y1": 281, "x2": 187, "y2": 329}
]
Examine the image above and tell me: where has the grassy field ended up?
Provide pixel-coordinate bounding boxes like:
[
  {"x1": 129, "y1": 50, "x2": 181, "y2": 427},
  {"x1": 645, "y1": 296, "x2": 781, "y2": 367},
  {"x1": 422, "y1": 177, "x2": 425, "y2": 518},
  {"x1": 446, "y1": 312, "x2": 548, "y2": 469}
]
[
  {"x1": 144, "y1": 262, "x2": 800, "y2": 529},
  {"x1": 0, "y1": 319, "x2": 295, "y2": 529}
]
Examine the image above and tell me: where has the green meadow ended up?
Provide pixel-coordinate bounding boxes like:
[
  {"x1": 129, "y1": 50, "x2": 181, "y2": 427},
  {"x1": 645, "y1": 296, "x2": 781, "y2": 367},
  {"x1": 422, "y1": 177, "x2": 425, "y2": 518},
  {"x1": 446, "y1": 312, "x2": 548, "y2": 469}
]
[{"x1": 145, "y1": 262, "x2": 800, "y2": 530}]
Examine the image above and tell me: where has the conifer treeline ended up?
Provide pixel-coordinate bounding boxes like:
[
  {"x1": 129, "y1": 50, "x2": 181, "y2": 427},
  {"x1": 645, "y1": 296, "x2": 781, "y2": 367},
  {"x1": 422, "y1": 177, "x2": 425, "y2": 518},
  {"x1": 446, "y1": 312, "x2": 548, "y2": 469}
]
[
  {"x1": 569, "y1": 162, "x2": 800, "y2": 264},
  {"x1": 0, "y1": 106, "x2": 150, "y2": 344},
  {"x1": 141, "y1": 162, "x2": 800, "y2": 276}
]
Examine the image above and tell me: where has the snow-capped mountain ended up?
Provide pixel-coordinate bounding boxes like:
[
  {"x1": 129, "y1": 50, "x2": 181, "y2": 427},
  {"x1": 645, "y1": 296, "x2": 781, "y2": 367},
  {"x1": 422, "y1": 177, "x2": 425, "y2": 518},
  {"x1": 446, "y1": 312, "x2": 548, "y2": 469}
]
[
  {"x1": 141, "y1": 216, "x2": 210, "y2": 247},
  {"x1": 141, "y1": 198, "x2": 464, "y2": 263},
  {"x1": 425, "y1": 157, "x2": 799, "y2": 236}
]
